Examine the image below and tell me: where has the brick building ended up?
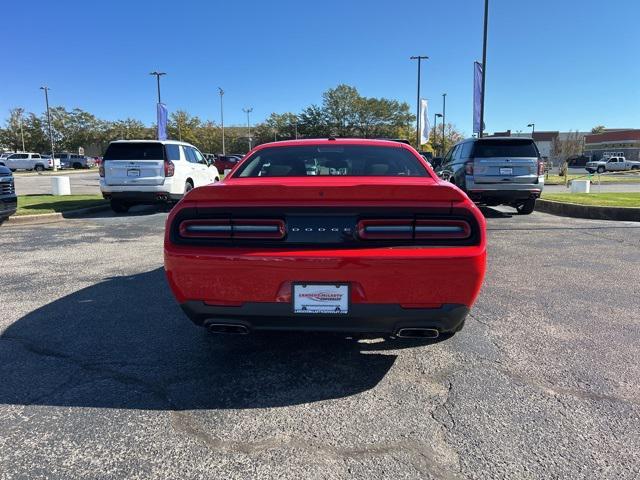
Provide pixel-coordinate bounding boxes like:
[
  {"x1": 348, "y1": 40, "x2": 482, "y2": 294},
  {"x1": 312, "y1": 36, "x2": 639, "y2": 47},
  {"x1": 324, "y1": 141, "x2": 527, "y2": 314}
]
[{"x1": 583, "y1": 129, "x2": 640, "y2": 161}]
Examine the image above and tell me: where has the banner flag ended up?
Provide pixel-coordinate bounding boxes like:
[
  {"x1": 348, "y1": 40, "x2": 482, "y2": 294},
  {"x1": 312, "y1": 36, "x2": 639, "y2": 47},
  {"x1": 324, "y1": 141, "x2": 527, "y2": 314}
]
[
  {"x1": 157, "y1": 103, "x2": 168, "y2": 140},
  {"x1": 419, "y1": 98, "x2": 430, "y2": 145},
  {"x1": 473, "y1": 62, "x2": 483, "y2": 134}
]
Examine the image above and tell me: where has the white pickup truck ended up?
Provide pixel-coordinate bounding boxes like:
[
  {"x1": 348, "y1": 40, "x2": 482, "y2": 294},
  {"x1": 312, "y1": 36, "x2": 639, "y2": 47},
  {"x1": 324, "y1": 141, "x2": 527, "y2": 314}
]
[{"x1": 585, "y1": 156, "x2": 640, "y2": 174}]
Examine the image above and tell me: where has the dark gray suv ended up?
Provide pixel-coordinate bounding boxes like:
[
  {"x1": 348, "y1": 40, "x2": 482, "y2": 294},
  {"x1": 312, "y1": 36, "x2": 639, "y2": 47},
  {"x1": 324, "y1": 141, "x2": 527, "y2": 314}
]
[
  {"x1": 437, "y1": 137, "x2": 544, "y2": 215},
  {"x1": 0, "y1": 165, "x2": 17, "y2": 221}
]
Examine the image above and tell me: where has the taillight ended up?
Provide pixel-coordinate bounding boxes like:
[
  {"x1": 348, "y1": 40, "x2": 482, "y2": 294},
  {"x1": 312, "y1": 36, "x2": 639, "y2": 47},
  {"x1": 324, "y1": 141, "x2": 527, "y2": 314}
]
[
  {"x1": 99, "y1": 164, "x2": 105, "y2": 177},
  {"x1": 357, "y1": 219, "x2": 413, "y2": 240},
  {"x1": 537, "y1": 159, "x2": 545, "y2": 176},
  {"x1": 358, "y1": 219, "x2": 471, "y2": 240},
  {"x1": 465, "y1": 161, "x2": 474, "y2": 175},
  {"x1": 179, "y1": 219, "x2": 285, "y2": 239},
  {"x1": 164, "y1": 160, "x2": 175, "y2": 177}
]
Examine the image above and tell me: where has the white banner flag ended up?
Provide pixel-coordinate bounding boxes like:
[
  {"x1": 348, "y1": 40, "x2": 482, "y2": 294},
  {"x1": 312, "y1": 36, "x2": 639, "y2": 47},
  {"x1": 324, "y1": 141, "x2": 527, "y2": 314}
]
[{"x1": 419, "y1": 99, "x2": 430, "y2": 146}]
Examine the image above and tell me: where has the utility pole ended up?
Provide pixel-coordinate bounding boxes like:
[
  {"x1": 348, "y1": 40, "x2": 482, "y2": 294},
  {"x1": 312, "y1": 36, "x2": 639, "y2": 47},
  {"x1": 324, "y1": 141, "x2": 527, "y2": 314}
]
[
  {"x1": 243, "y1": 107, "x2": 253, "y2": 150},
  {"x1": 149, "y1": 71, "x2": 166, "y2": 103},
  {"x1": 479, "y1": 0, "x2": 489, "y2": 138},
  {"x1": 218, "y1": 87, "x2": 225, "y2": 155},
  {"x1": 410, "y1": 55, "x2": 429, "y2": 148},
  {"x1": 40, "y1": 86, "x2": 56, "y2": 172},
  {"x1": 442, "y1": 93, "x2": 447, "y2": 155}
]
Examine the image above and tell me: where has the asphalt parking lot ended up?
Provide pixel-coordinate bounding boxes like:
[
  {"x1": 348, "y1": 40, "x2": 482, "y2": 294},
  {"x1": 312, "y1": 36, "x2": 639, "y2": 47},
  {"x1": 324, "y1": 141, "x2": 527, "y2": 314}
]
[{"x1": 0, "y1": 208, "x2": 639, "y2": 479}]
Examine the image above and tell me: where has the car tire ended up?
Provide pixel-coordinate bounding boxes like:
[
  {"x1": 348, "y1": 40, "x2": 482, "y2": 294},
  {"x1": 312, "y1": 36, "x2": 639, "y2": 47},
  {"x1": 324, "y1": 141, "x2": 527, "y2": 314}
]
[
  {"x1": 597, "y1": 166, "x2": 605, "y2": 173},
  {"x1": 214, "y1": 177, "x2": 220, "y2": 182},
  {"x1": 632, "y1": 166, "x2": 639, "y2": 171},
  {"x1": 516, "y1": 198, "x2": 536, "y2": 215},
  {"x1": 9, "y1": 169, "x2": 16, "y2": 172},
  {"x1": 184, "y1": 181, "x2": 194, "y2": 194},
  {"x1": 73, "y1": 162, "x2": 82, "y2": 169},
  {"x1": 34, "y1": 165, "x2": 45, "y2": 172},
  {"x1": 110, "y1": 200, "x2": 130, "y2": 213}
]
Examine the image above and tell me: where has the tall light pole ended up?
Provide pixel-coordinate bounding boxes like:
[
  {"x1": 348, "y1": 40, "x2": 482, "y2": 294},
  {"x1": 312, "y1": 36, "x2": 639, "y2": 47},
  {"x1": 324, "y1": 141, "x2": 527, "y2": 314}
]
[
  {"x1": 442, "y1": 93, "x2": 447, "y2": 156},
  {"x1": 19, "y1": 111, "x2": 25, "y2": 152},
  {"x1": 479, "y1": 0, "x2": 489, "y2": 138},
  {"x1": 149, "y1": 71, "x2": 166, "y2": 103},
  {"x1": 243, "y1": 107, "x2": 253, "y2": 150},
  {"x1": 218, "y1": 87, "x2": 225, "y2": 154},
  {"x1": 528, "y1": 123, "x2": 535, "y2": 136},
  {"x1": 294, "y1": 118, "x2": 298, "y2": 139},
  {"x1": 434, "y1": 113, "x2": 443, "y2": 156},
  {"x1": 40, "y1": 86, "x2": 56, "y2": 172},
  {"x1": 410, "y1": 55, "x2": 429, "y2": 148}
]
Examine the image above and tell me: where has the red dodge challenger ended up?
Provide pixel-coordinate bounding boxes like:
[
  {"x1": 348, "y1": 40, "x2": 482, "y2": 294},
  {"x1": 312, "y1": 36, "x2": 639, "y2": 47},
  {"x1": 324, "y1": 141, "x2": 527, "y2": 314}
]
[{"x1": 164, "y1": 139, "x2": 486, "y2": 339}]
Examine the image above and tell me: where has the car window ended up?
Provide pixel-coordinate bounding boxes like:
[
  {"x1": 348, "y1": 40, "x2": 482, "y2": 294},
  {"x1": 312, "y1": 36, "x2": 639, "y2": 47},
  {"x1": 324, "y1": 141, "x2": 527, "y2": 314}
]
[
  {"x1": 32, "y1": 154, "x2": 40, "y2": 159},
  {"x1": 472, "y1": 139, "x2": 538, "y2": 158},
  {"x1": 460, "y1": 142, "x2": 472, "y2": 158},
  {"x1": 451, "y1": 145, "x2": 461, "y2": 161},
  {"x1": 166, "y1": 144, "x2": 181, "y2": 161},
  {"x1": 103, "y1": 142, "x2": 165, "y2": 161},
  {"x1": 235, "y1": 145, "x2": 429, "y2": 177},
  {"x1": 184, "y1": 147, "x2": 197, "y2": 163},
  {"x1": 192, "y1": 148, "x2": 207, "y2": 165}
]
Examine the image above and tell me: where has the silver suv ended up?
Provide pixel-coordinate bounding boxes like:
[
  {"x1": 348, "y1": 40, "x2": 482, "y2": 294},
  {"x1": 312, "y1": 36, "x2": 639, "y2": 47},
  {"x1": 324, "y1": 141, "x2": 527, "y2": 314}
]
[{"x1": 437, "y1": 137, "x2": 544, "y2": 215}]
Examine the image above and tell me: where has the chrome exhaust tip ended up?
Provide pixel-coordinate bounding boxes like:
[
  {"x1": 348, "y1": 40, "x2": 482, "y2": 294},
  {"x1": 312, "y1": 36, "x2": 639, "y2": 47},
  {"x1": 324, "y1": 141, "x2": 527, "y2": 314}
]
[
  {"x1": 396, "y1": 328, "x2": 440, "y2": 339},
  {"x1": 205, "y1": 322, "x2": 249, "y2": 335}
]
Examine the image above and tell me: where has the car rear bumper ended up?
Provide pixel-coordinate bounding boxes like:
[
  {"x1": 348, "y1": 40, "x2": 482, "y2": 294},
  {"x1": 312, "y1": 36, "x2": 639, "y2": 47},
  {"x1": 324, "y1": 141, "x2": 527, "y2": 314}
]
[
  {"x1": 180, "y1": 300, "x2": 469, "y2": 335},
  {"x1": 466, "y1": 177, "x2": 543, "y2": 202},
  {"x1": 102, "y1": 190, "x2": 182, "y2": 203}
]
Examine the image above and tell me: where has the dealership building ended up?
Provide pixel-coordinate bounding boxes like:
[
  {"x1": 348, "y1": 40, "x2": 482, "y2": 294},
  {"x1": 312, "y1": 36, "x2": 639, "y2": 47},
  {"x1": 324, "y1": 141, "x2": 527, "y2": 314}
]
[{"x1": 583, "y1": 129, "x2": 640, "y2": 161}]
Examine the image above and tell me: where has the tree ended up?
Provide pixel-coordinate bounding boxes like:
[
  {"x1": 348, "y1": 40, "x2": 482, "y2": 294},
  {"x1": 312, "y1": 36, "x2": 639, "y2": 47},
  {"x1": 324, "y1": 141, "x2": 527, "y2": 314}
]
[
  {"x1": 168, "y1": 110, "x2": 202, "y2": 145},
  {"x1": 591, "y1": 125, "x2": 605, "y2": 134}
]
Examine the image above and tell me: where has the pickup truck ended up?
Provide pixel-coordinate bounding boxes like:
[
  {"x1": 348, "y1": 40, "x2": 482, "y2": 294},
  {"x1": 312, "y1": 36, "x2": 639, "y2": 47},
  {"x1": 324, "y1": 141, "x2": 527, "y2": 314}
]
[
  {"x1": 0, "y1": 152, "x2": 61, "y2": 172},
  {"x1": 0, "y1": 164, "x2": 17, "y2": 222},
  {"x1": 585, "y1": 156, "x2": 640, "y2": 174}
]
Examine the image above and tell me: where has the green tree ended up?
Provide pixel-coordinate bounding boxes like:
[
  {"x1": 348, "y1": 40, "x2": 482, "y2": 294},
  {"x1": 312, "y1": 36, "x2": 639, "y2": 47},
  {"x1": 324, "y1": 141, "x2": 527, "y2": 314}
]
[{"x1": 591, "y1": 125, "x2": 605, "y2": 134}]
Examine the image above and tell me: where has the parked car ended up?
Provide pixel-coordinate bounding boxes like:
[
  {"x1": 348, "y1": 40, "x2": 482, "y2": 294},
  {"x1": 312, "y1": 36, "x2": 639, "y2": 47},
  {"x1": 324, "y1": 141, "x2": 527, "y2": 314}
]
[
  {"x1": 55, "y1": 153, "x2": 96, "y2": 169},
  {"x1": 2, "y1": 152, "x2": 61, "y2": 172},
  {"x1": 165, "y1": 138, "x2": 487, "y2": 339},
  {"x1": 436, "y1": 137, "x2": 544, "y2": 215},
  {"x1": 0, "y1": 164, "x2": 17, "y2": 222},
  {"x1": 566, "y1": 155, "x2": 590, "y2": 167},
  {"x1": 213, "y1": 155, "x2": 242, "y2": 173},
  {"x1": 99, "y1": 140, "x2": 220, "y2": 213},
  {"x1": 585, "y1": 156, "x2": 640, "y2": 174},
  {"x1": 0, "y1": 152, "x2": 16, "y2": 165}
]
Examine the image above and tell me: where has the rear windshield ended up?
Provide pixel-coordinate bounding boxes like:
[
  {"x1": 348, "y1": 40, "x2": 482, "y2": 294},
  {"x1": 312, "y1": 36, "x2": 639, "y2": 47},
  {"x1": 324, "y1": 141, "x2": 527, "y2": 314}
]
[
  {"x1": 234, "y1": 145, "x2": 428, "y2": 177},
  {"x1": 103, "y1": 142, "x2": 165, "y2": 161},
  {"x1": 472, "y1": 140, "x2": 539, "y2": 158}
]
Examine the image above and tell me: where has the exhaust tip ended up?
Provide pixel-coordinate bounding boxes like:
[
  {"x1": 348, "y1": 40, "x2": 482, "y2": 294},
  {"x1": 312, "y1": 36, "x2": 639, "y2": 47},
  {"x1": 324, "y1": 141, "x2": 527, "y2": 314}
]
[
  {"x1": 205, "y1": 322, "x2": 249, "y2": 335},
  {"x1": 396, "y1": 328, "x2": 440, "y2": 339}
]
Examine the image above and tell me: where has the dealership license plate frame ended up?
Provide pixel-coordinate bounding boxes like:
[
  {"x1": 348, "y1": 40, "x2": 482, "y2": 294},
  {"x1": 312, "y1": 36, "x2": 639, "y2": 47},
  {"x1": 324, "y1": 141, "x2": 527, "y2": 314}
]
[
  {"x1": 499, "y1": 167, "x2": 513, "y2": 175},
  {"x1": 293, "y1": 283, "x2": 350, "y2": 315},
  {"x1": 127, "y1": 168, "x2": 140, "y2": 177}
]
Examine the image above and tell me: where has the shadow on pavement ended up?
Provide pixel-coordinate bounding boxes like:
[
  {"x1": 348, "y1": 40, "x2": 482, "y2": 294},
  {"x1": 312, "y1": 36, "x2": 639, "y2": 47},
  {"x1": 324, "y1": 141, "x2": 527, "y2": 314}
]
[
  {"x1": 480, "y1": 206, "x2": 513, "y2": 219},
  {"x1": 0, "y1": 268, "x2": 443, "y2": 410}
]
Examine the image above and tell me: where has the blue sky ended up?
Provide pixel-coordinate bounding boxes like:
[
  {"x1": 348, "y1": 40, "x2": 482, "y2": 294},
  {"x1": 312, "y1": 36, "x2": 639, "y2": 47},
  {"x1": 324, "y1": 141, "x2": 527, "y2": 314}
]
[{"x1": 2, "y1": 0, "x2": 639, "y2": 135}]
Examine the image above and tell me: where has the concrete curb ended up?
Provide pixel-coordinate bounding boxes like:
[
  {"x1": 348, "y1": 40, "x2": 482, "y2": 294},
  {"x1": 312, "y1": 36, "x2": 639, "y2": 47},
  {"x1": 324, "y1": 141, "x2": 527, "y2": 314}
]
[
  {"x1": 536, "y1": 199, "x2": 640, "y2": 222},
  {"x1": 3, "y1": 204, "x2": 110, "y2": 226}
]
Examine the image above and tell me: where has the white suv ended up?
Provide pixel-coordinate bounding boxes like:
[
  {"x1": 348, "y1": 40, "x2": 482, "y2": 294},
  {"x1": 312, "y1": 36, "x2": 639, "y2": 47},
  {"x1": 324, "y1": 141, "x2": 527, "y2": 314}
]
[
  {"x1": 99, "y1": 140, "x2": 220, "y2": 213},
  {"x1": 2, "y1": 152, "x2": 61, "y2": 172}
]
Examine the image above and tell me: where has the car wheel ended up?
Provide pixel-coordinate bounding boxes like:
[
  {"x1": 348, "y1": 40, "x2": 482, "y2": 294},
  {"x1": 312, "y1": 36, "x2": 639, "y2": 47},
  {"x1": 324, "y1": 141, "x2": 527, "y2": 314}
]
[
  {"x1": 632, "y1": 165, "x2": 639, "y2": 171},
  {"x1": 110, "y1": 200, "x2": 130, "y2": 213},
  {"x1": 516, "y1": 198, "x2": 536, "y2": 215},
  {"x1": 34, "y1": 164, "x2": 45, "y2": 172},
  {"x1": 597, "y1": 166, "x2": 605, "y2": 173},
  {"x1": 184, "y1": 181, "x2": 194, "y2": 194},
  {"x1": 9, "y1": 169, "x2": 16, "y2": 172},
  {"x1": 73, "y1": 162, "x2": 82, "y2": 169},
  {"x1": 214, "y1": 177, "x2": 220, "y2": 182}
]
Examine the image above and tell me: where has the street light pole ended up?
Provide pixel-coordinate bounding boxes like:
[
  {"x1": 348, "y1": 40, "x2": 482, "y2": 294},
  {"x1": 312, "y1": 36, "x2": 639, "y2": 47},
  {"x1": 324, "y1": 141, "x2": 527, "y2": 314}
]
[
  {"x1": 528, "y1": 123, "x2": 535, "y2": 136},
  {"x1": 410, "y1": 55, "x2": 429, "y2": 148},
  {"x1": 149, "y1": 71, "x2": 166, "y2": 103},
  {"x1": 19, "y1": 112, "x2": 25, "y2": 152},
  {"x1": 442, "y1": 93, "x2": 447, "y2": 156},
  {"x1": 218, "y1": 87, "x2": 225, "y2": 155},
  {"x1": 479, "y1": 0, "x2": 489, "y2": 138},
  {"x1": 294, "y1": 119, "x2": 298, "y2": 139},
  {"x1": 434, "y1": 113, "x2": 443, "y2": 156},
  {"x1": 243, "y1": 107, "x2": 253, "y2": 150},
  {"x1": 40, "y1": 86, "x2": 56, "y2": 172}
]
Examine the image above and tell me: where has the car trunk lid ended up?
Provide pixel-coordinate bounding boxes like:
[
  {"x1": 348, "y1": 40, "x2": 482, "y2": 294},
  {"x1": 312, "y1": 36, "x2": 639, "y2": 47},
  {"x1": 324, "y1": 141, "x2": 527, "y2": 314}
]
[
  {"x1": 103, "y1": 142, "x2": 166, "y2": 186},
  {"x1": 470, "y1": 139, "x2": 540, "y2": 184}
]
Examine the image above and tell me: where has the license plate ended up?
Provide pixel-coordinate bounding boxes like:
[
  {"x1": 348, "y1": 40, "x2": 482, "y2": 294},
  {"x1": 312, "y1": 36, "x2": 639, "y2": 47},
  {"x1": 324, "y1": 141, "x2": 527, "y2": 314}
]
[
  {"x1": 293, "y1": 284, "x2": 349, "y2": 314},
  {"x1": 499, "y1": 167, "x2": 513, "y2": 175},
  {"x1": 127, "y1": 169, "x2": 140, "y2": 177}
]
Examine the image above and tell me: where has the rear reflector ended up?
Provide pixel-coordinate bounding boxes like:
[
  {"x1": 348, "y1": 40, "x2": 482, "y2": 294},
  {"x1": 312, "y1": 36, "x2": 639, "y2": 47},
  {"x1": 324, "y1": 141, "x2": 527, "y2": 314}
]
[
  {"x1": 358, "y1": 219, "x2": 471, "y2": 240},
  {"x1": 179, "y1": 219, "x2": 285, "y2": 239}
]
